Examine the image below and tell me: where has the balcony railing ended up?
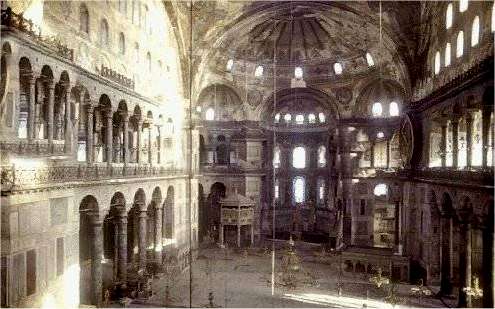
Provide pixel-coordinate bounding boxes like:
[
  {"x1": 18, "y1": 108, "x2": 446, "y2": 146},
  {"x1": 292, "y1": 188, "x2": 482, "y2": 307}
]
[
  {"x1": 1, "y1": 164, "x2": 185, "y2": 190},
  {"x1": 1, "y1": 7, "x2": 74, "y2": 61},
  {"x1": 97, "y1": 65, "x2": 135, "y2": 90}
]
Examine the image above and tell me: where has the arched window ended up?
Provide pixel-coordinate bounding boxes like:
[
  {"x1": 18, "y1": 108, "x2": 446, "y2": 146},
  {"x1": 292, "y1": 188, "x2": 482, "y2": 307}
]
[
  {"x1": 284, "y1": 113, "x2": 292, "y2": 123},
  {"x1": 488, "y1": 113, "x2": 493, "y2": 166},
  {"x1": 446, "y1": 3, "x2": 453, "y2": 29},
  {"x1": 274, "y1": 179, "x2": 280, "y2": 200},
  {"x1": 292, "y1": 146, "x2": 306, "y2": 169},
  {"x1": 80, "y1": 4, "x2": 89, "y2": 34},
  {"x1": 456, "y1": 31, "x2": 464, "y2": 58},
  {"x1": 458, "y1": 117, "x2": 467, "y2": 168},
  {"x1": 226, "y1": 59, "x2": 234, "y2": 72},
  {"x1": 274, "y1": 113, "x2": 280, "y2": 123},
  {"x1": 372, "y1": 102, "x2": 383, "y2": 117},
  {"x1": 373, "y1": 183, "x2": 388, "y2": 196},
  {"x1": 293, "y1": 177, "x2": 305, "y2": 203},
  {"x1": 294, "y1": 67, "x2": 303, "y2": 79},
  {"x1": 434, "y1": 51, "x2": 441, "y2": 74},
  {"x1": 100, "y1": 19, "x2": 109, "y2": 46},
  {"x1": 146, "y1": 52, "x2": 151, "y2": 72},
  {"x1": 205, "y1": 107, "x2": 215, "y2": 121},
  {"x1": 255, "y1": 65, "x2": 263, "y2": 77},
  {"x1": 118, "y1": 33, "x2": 125, "y2": 54},
  {"x1": 389, "y1": 102, "x2": 399, "y2": 117},
  {"x1": 471, "y1": 110, "x2": 483, "y2": 166},
  {"x1": 295, "y1": 114, "x2": 304, "y2": 124},
  {"x1": 366, "y1": 52, "x2": 374, "y2": 67},
  {"x1": 377, "y1": 131, "x2": 385, "y2": 139},
  {"x1": 273, "y1": 146, "x2": 281, "y2": 168},
  {"x1": 446, "y1": 120, "x2": 453, "y2": 166},
  {"x1": 134, "y1": 43, "x2": 139, "y2": 63},
  {"x1": 318, "y1": 112, "x2": 326, "y2": 123},
  {"x1": 471, "y1": 16, "x2": 480, "y2": 47},
  {"x1": 144, "y1": 5, "x2": 149, "y2": 33},
  {"x1": 445, "y1": 43, "x2": 451, "y2": 67},
  {"x1": 308, "y1": 113, "x2": 316, "y2": 124},
  {"x1": 334, "y1": 62, "x2": 343, "y2": 75},
  {"x1": 318, "y1": 145, "x2": 326, "y2": 167},
  {"x1": 317, "y1": 177, "x2": 325, "y2": 203},
  {"x1": 459, "y1": 0, "x2": 468, "y2": 12}
]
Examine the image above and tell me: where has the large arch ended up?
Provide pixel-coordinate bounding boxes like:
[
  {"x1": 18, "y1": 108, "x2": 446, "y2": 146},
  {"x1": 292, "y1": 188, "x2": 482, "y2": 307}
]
[
  {"x1": 79, "y1": 195, "x2": 101, "y2": 306},
  {"x1": 164, "y1": 186, "x2": 175, "y2": 241},
  {"x1": 206, "y1": 182, "x2": 226, "y2": 243}
]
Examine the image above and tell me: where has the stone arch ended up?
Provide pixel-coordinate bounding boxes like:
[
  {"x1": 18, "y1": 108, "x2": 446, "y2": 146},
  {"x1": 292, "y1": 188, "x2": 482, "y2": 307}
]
[
  {"x1": 18, "y1": 57, "x2": 33, "y2": 138},
  {"x1": 206, "y1": 182, "x2": 226, "y2": 242},
  {"x1": 197, "y1": 84, "x2": 246, "y2": 121},
  {"x1": 164, "y1": 186, "x2": 175, "y2": 239},
  {"x1": 78, "y1": 195, "x2": 100, "y2": 306},
  {"x1": 1, "y1": 42, "x2": 12, "y2": 110},
  {"x1": 354, "y1": 78, "x2": 405, "y2": 117}
]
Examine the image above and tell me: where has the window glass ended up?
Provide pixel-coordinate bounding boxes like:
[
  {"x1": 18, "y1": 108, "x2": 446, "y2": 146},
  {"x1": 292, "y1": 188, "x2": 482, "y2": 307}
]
[
  {"x1": 471, "y1": 16, "x2": 479, "y2": 47},
  {"x1": 446, "y1": 3, "x2": 453, "y2": 29},
  {"x1": 373, "y1": 183, "x2": 388, "y2": 196},
  {"x1": 294, "y1": 177, "x2": 305, "y2": 203},
  {"x1": 445, "y1": 43, "x2": 451, "y2": 67},
  {"x1": 372, "y1": 102, "x2": 383, "y2": 117},
  {"x1": 295, "y1": 114, "x2": 304, "y2": 124},
  {"x1": 366, "y1": 53, "x2": 374, "y2": 66},
  {"x1": 308, "y1": 113, "x2": 316, "y2": 123},
  {"x1": 318, "y1": 146, "x2": 326, "y2": 167},
  {"x1": 389, "y1": 102, "x2": 399, "y2": 117},
  {"x1": 456, "y1": 31, "x2": 464, "y2": 58},
  {"x1": 205, "y1": 108, "x2": 215, "y2": 121},
  {"x1": 292, "y1": 146, "x2": 306, "y2": 169},
  {"x1": 334, "y1": 62, "x2": 343, "y2": 75},
  {"x1": 284, "y1": 113, "x2": 292, "y2": 123},
  {"x1": 318, "y1": 112, "x2": 326, "y2": 123}
]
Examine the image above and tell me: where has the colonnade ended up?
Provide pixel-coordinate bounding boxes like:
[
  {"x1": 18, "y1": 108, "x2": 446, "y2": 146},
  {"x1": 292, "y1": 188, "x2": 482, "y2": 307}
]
[{"x1": 431, "y1": 107, "x2": 494, "y2": 168}]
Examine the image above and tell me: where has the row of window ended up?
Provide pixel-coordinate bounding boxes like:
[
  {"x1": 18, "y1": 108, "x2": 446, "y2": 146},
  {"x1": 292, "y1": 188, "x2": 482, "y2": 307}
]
[
  {"x1": 79, "y1": 4, "x2": 161, "y2": 73},
  {"x1": 273, "y1": 179, "x2": 389, "y2": 204},
  {"x1": 116, "y1": 0, "x2": 153, "y2": 35},
  {"x1": 371, "y1": 101, "x2": 400, "y2": 117},
  {"x1": 435, "y1": 3, "x2": 494, "y2": 75},
  {"x1": 274, "y1": 112, "x2": 326, "y2": 124},
  {"x1": 225, "y1": 52, "x2": 375, "y2": 77},
  {"x1": 273, "y1": 146, "x2": 326, "y2": 169}
]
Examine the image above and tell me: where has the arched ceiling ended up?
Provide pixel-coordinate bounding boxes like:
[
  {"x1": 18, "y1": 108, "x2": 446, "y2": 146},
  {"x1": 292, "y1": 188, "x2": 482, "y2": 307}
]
[{"x1": 165, "y1": 1, "x2": 429, "y2": 115}]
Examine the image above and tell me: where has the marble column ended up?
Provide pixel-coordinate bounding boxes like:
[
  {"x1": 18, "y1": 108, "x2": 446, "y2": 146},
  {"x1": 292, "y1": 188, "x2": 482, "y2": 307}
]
[
  {"x1": 341, "y1": 126, "x2": 353, "y2": 246},
  {"x1": 250, "y1": 225, "x2": 254, "y2": 246},
  {"x1": 137, "y1": 207, "x2": 147, "y2": 269},
  {"x1": 115, "y1": 209, "x2": 128, "y2": 282},
  {"x1": 482, "y1": 220, "x2": 494, "y2": 308},
  {"x1": 86, "y1": 106, "x2": 94, "y2": 164},
  {"x1": 27, "y1": 75, "x2": 36, "y2": 141},
  {"x1": 466, "y1": 113, "x2": 473, "y2": 167},
  {"x1": 64, "y1": 85, "x2": 72, "y2": 153},
  {"x1": 219, "y1": 224, "x2": 224, "y2": 246},
  {"x1": 34, "y1": 79, "x2": 42, "y2": 139},
  {"x1": 441, "y1": 122, "x2": 448, "y2": 167},
  {"x1": 452, "y1": 119, "x2": 459, "y2": 168},
  {"x1": 123, "y1": 115, "x2": 129, "y2": 164},
  {"x1": 106, "y1": 113, "x2": 113, "y2": 164},
  {"x1": 47, "y1": 81, "x2": 55, "y2": 146},
  {"x1": 386, "y1": 138, "x2": 391, "y2": 168},
  {"x1": 154, "y1": 205, "x2": 163, "y2": 263},
  {"x1": 148, "y1": 124, "x2": 152, "y2": 164},
  {"x1": 370, "y1": 140, "x2": 375, "y2": 168},
  {"x1": 481, "y1": 109, "x2": 491, "y2": 167},
  {"x1": 458, "y1": 222, "x2": 472, "y2": 307},
  {"x1": 440, "y1": 215, "x2": 454, "y2": 295},
  {"x1": 90, "y1": 218, "x2": 103, "y2": 307},
  {"x1": 136, "y1": 121, "x2": 142, "y2": 164},
  {"x1": 237, "y1": 224, "x2": 241, "y2": 247}
]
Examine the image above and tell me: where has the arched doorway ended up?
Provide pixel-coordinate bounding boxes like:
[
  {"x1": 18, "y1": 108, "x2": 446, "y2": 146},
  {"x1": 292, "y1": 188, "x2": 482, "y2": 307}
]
[
  {"x1": 207, "y1": 182, "x2": 226, "y2": 242},
  {"x1": 103, "y1": 192, "x2": 126, "y2": 285},
  {"x1": 79, "y1": 195, "x2": 101, "y2": 306}
]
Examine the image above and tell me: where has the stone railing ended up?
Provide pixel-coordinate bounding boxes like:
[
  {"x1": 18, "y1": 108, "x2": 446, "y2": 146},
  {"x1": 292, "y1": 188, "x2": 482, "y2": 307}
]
[
  {"x1": 0, "y1": 139, "x2": 65, "y2": 156},
  {"x1": 201, "y1": 162, "x2": 264, "y2": 174},
  {"x1": 1, "y1": 7, "x2": 74, "y2": 61},
  {"x1": 98, "y1": 65, "x2": 135, "y2": 90},
  {"x1": 1, "y1": 164, "x2": 185, "y2": 190},
  {"x1": 374, "y1": 168, "x2": 494, "y2": 186}
]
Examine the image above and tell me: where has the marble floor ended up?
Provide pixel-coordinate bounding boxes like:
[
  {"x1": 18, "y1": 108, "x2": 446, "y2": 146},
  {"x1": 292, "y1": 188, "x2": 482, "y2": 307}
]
[{"x1": 119, "y1": 242, "x2": 457, "y2": 308}]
